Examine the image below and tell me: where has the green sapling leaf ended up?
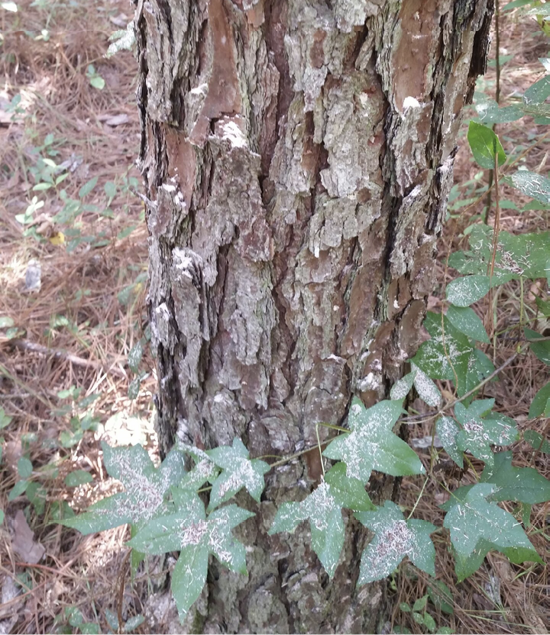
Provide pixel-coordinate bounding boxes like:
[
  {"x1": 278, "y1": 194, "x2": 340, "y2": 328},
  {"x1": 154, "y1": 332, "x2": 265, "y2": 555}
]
[
  {"x1": 436, "y1": 416, "x2": 463, "y2": 468},
  {"x1": 355, "y1": 501, "x2": 436, "y2": 584},
  {"x1": 446, "y1": 306, "x2": 490, "y2": 344},
  {"x1": 528, "y1": 382, "x2": 550, "y2": 419},
  {"x1": 524, "y1": 430, "x2": 550, "y2": 454},
  {"x1": 446, "y1": 275, "x2": 491, "y2": 307},
  {"x1": 323, "y1": 398, "x2": 424, "y2": 483},
  {"x1": 467, "y1": 121, "x2": 506, "y2": 169}
]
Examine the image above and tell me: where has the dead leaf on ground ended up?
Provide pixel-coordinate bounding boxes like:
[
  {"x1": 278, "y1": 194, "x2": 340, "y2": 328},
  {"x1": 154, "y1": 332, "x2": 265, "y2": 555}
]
[{"x1": 10, "y1": 510, "x2": 46, "y2": 564}]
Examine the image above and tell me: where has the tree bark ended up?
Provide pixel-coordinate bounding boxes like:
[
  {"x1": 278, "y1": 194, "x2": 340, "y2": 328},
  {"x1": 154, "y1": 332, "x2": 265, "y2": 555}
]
[{"x1": 136, "y1": 1, "x2": 492, "y2": 632}]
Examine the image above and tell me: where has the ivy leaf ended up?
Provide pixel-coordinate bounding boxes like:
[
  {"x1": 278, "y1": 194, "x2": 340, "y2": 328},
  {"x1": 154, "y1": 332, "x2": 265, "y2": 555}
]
[
  {"x1": 525, "y1": 328, "x2": 550, "y2": 365},
  {"x1": 443, "y1": 484, "x2": 539, "y2": 562},
  {"x1": 505, "y1": 171, "x2": 550, "y2": 205},
  {"x1": 61, "y1": 443, "x2": 186, "y2": 534},
  {"x1": 528, "y1": 382, "x2": 550, "y2": 419},
  {"x1": 467, "y1": 121, "x2": 506, "y2": 169},
  {"x1": 323, "y1": 398, "x2": 424, "y2": 483},
  {"x1": 446, "y1": 306, "x2": 490, "y2": 344},
  {"x1": 453, "y1": 537, "x2": 542, "y2": 582},
  {"x1": 436, "y1": 416, "x2": 463, "y2": 468},
  {"x1": 128, "y1": 489, "x2": 254, "y2": 618},
  {"x1": 454, "y1": 401, "x2": 518, "y2": 469},
  {"x1": 268, "y1": 480, "x2": 345, "y2": 578},
  {"x1": 355, "y1": 501, "x2": 436, "y2": 584},
  {"x1": 480, "y1": 451, "x2": 550, "y2": 504},
  {"x1": 206, "y1": 438, "x2": 270, "y2": 510},
  {"x1": 446, "y1": 275, "x2": 491, "y2": 307},
  {"x1": 324, "y1": 462, "x2": 375, "y2": 512},
  {"x1": 524, "y1": 430, "x2": 550, "y2": 454}
]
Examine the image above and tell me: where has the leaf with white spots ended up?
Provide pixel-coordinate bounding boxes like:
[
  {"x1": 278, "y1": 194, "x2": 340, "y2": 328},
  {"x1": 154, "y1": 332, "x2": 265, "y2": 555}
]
[
  {"x1": 455, "y1": 401, "x2": 519, "y2": 469},
  {"x1": 390, "y1": 371, "x2": 416, "y2": 401},
  {"x1": 323, "y1": 398, "x2": 424, "y2": 483},
  {"x1": 446, "y1": 275, "x2": 491, "y2": 307},
  {"x1": 268, "y1": 480, "x2": 345, "y2": 578},
  {"x1": 206, "y1": 438, "x2": 270, "y2": 510},
  {"x1": 411, "y1": 313, "x2": 475, "y2": 397},
  {"x1": 480, "y1": 451, "x2": 550, "y2": 504},
  {"x1": 324, "y1": 462, "x2": 375, "y2": 512},
  {"x1": 60, "y1": 443, "x2": 186, "y2": 534},
  {"x1": 128, "y1": 488, "x2": 254, "y2": 618},
  {"x1": 443, "y1": 483, "x2": 540, "y2": 565},
  {"x1": 355, "y1": 501, "x2": 436, "y2": 584},
  {"x1": 436, "y1": 416, "x2": 464, "y2": 468},
  {"x1": 412, "y1": 363, "x2": 442, "y2": 407},
  {"x1": 446, "y1": 306, "x2": 490, "y2": 344}
]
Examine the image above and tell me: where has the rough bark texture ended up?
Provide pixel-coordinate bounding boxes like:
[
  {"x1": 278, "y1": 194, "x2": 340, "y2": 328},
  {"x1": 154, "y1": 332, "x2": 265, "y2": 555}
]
[{"x1": 136, "y1": 1, "x2": 492, "y2": 632}]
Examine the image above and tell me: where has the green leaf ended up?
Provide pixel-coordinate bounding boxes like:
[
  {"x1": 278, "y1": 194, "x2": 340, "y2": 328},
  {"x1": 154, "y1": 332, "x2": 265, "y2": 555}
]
[
  {"x1": 436, "y1": 416, "x2": 463, "y2": 468},
  {"x1": 269, "y1": 480, "x2": 345, "y2": 578},
  {"x1": 78, "y1": 176, "x2": 98, "y2": 199},
  {"x1": 129, "y1": 490, "x2": 254, "y2": 617},
  {"x1": 9, "y1": 479, "x2": 28, "y2": 501},
  {"x1": 171, "y1": 544, "x2": 209, "y2": 621},
  {"x1": 476, "y1": 99, "x2": 523, "y2": 125},
  {"x1": 428, "y1": 580, "x2": 454, "y2": 615},
  {"x1": 424, "y1": 613, "x2": 437, "y2": 633},
  {"x1": 207, "y1": 438, "x2": 270, "y2": 510},
  {"x1": 453, "y1": 537, "x2": 542, "y2": 582},
  {"x1": 0, "y1": 317, "x2": 14, "y2": 329},
  {"x1": 480, "y1": 451, "x2": 550, "y2": 504},
  {"x1": 26, "y1": 482, "x2": 47, "y2": 515},
  {"x1": 0, "y1": 407, "x2": 12, "y2": 429},
  {"x1": 525, "y1": 328, "x2": 550, "y2": 365},
  {"x1": 400, "y1": 602, "x2": 411, "y2": 613},
  {"x1": 524, "y1": 430, "x2": 550, "y2": 454},
  {"x1": 128, "y1": 340, "x2": 144, "y2": 373},
  {"x1": 124, "y1": 614, "x2": 145, "y2": 632},
  {"x1": 467, "y1": 121, "x2": 506, "y2": 169},
  {"x1": 104, "y1": 181, "x2": 117, "y2": 199},
  {"x1": 411, "y1": 313, "x2": 475, "y2": 396},
  {"x1": 505, "y1": 171, "x2": 550, "y2": 205},
  {"x1": 355, "y1": 501, "x2": 436, "y2": 584},
  {"x1": 323, "y1": 398, "x2": 424, "y2": 483},
  {"x1": 324, "y1": 462, "x2": 375, "y2": 512},
  {"x1": 413, "y1": 596, "x2": 428, "y2": 612},
  {"x1": 446, "y1": 275, "x2": 491, "y2": 307},
  {"x1": 446, "y1": 306, "x2": 490, "y2": 344},
  {"x1": 65, "y1": 470, "x2": 93, "y2": 487},
  {"x1": 454, "y1": 401, "x2": 518, "y2": 468},
  {"x1": 529, "y1": 382, "x2": 550, "y2": 419},
  {"x1": 17, "y1": 457, "x2": 33, "y2": 479},
  {"x1": 390, "y1": 371, "x2": 416, "y2": 401},
  {"x1": 412, "y1": 367, "x2": 442, "y2": 408},
  {"x1": 89, "y1": 76, "x2": 105, "y2": 90},
  {"x1": 524, "y1": 75, "x2": 550, "y2": 105},
  {"x1": 443, "y1": 483, "x2": 539, "y2": 561},
  {"x1": 61, "y1": 443, "x2": 185, "y2": 534}
]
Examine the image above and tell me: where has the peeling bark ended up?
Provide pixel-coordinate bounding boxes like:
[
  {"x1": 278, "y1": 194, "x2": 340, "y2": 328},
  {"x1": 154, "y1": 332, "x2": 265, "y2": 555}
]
[{"x1": 136, "y1": 1, "x2": 493, "y2": 632}]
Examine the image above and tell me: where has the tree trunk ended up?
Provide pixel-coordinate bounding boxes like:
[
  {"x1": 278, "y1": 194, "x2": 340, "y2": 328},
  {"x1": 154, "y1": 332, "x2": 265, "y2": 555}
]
[{"x1": 136, "y1": 0, "x2": 492, "y2": 632}]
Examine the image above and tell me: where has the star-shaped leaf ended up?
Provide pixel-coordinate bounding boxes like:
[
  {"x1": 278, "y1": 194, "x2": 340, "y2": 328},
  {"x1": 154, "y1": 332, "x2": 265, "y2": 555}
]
[
  {"x1": 355, "y1": 501, "x2": 436, "y2": 584},
  {"x1": 436, "y1": 416, "x2": 464, "y2": 468},
  {"x1": 323, "y1": 398, "x2": 424, "y2": 483},
  {"x1": 61, "y1": 443, "x2": 186, "y2": 534},
  {"x1": 269, "y1": 480, "x2": 346, "y2": 578},
  {"x1": 443, "y1": 483, "x2": 539, "y2": 562},
  {"x1": 480, "y1": 451, "x2": 550, "y2": 504},
  {"x1": 324, "y1": 462, "x2": 375, "y2": 512},
  {"x1": 128, "y1": 488, "x2": 254, "y2": 618},
  {"x1": 206, "y1": 438, "x2": 270, "y2": 510},
  {"x1": 454, "y1": 401, "x2": 519, "y2": 468}
]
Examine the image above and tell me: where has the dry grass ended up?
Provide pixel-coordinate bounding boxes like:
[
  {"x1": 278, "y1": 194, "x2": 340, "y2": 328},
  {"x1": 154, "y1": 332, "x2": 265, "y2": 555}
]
[{"x1": 0, "y1": 2, "x2": 548, "y2": 634}]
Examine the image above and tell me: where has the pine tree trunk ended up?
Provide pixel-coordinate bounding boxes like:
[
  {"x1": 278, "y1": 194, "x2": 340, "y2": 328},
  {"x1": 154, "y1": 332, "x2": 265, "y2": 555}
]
[{"x1": 136, "y1": 1, "x2": 492, "y2": 631}]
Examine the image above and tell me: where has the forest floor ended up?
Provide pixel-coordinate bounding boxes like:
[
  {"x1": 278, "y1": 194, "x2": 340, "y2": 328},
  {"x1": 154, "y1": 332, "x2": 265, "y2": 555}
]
[{"x1": 0, "y1": 1, "x2": 548, "y2": 633}]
